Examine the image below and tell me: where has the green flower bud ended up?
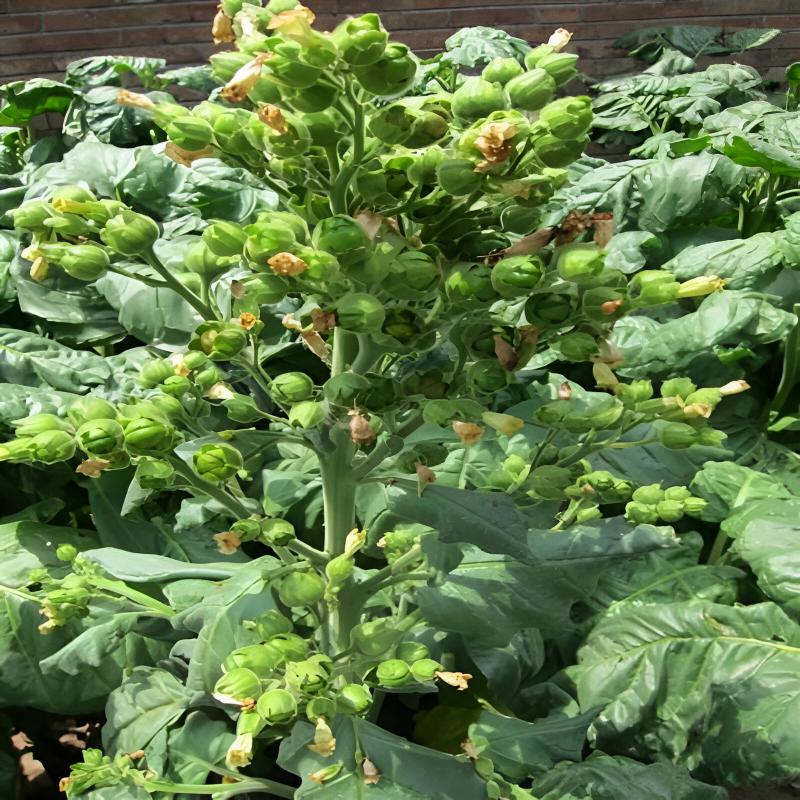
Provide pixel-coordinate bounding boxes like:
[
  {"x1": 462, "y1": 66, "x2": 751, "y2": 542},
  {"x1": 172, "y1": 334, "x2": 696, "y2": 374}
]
[
  {"x1": 57, "y1": 244, "x2": 110, "y2": 282},
  {"x1": 56, "y1": 543, "x2": 78, "y2": 562},
  {"x1": 193, "y1": 442, "x2": 243, "y2": 482},
  {"x1": 452, "y1": 77, "x2": 509, "y2": 122},
  {"x1": 491, "y1": 254, "x2": 544, "y2": 297},
  {"x1": 139, "y1": 359, "x2": 174, "y2": 389},
  {"x1": 625, "y1": 501, "x2": 660, "y2": 525},
  {"x1": 252, "y1": 610, "x2": 293, "y2": 640},
  {"x1": 534, "y1": 133, "x2": 587, "y2": 168},
  {"x1": 351, "y1": 618, "x2": 403, "y2": 657},
  {"x1": 410, "y1": 657, "x2": 443, "y2": 683},
  {"x1": 76, "y1": 419, "x2": 125, "y2": 458},
  {"x1": 325, "y1": 554, "x2": 354, "y2": 587},
  {"x1": 166, "y1": 116, "x2": 214, "y2": 151},
  {"x1": 615, "y1": 380, "x2": 653, "y2": 404},
  {"x1": 237, "y1": 708, "x2": 267, "y2": 738},
  {"x1": 284, "y1": 655, "x2": 332, "y2": 694},
  {"x1": 352, "y1": 43, "x2": 417, "y2": 96},
  {"x1": 683, "y1": 496, "x2": 708, "y2": 517},
  {"x1": 213, "y1": 667, "x2": 261, "y2": 704},
  {"x1": 396, "y1": 642, "x2": 429, "y2": 663},
  {"x1": 278, "y1": 571, "x2": 325, "y2": 607},
  {"x1": 336, "y1": 292, "x2": 385, "y2": 332},
  {"x1": 268, "y1": 632, "x2": 309, "y2": 662},
  {"x1": 185, "y1": 241, "x2": 237, "y2": 279},
  {"x1": 11, "y1": 200, "x2": 54, "y2": 232},
  {"x1": 100, "y1": 209, "x2": 159, "y2": 257},
  {"x1": 525, "y1": 291, "x2": 575, "y2": 327},
  {"x1": 524, "y1": 44, "x2": 555, "y2": 69},
  {"x1": 445, "y1": 263, "x2": 494, "y2": 303},
  {"x1": 376, "y1": 658, "x2": 412, "y2": 688},
  {"x1": 556, "y1": 332, "x2": 598, "y2": 362},
  {"x1": 210, "y1": 50, "x2": 252, "y2": 83},
  {"x1": 266, "y1": 42, "x2": 324, "y2": 89},
  {"x1": 191, "y1": 322, "x2": 247, "y2": 362},
  {"x1": 332, "y1": 13, "x2": 388, "y2": 66},
  {"x1": 685, "y1": 388, "x2": 723, "y2": 408},
  {"x1": 436, "y1": 158, "x2": 484, "y2": 196},
  {"x1": 630, "y1": 270, "x2": 680, "y2": 306},
  {"x1": 506, "y1": 68, "x2": 556, "y2": 112},
  {"x1": 659, "y1": 422, "x2": 699, "y2": 449},
  {"x1": 337, "y1": 683, "x2": 372, "y2": 714},
  {"x1": 67, "y1": 396, "x2": 116, "y2": 427},
  {"x1": 200, "y1": 220, "x2": 246, "y2": 257},
  {"x1": 223, "y1": 643, "x2": 285, "y2": 678},
  {"x1": 539, "y1": 96, "x2": 592, "y2": 139},
  {"x1": 576, "y1": 505, "x2": 602, "y2": 523},
  {"x1": 271, "y1": 372, "x2": 314, "y2": 404},
  {"x1": 467, "y1": 359, "x2": 510, "y2": 394},
  {"x1": 537, "y1": 51, "x2": 579, "y2": 86},
  {"x1": 482, "y1": 57, "x2": 525, "y2": 85},
  {"x1": 29, "y1": 430, "x2": 76, "y2": 464},
  {"x1": 313, "y1": 215, "x2": 369, "y2": 266},
  {"x1": 698, "y1": 427, "x2": 726, "y2": 447},
  {"x1": 245, "y1": 220, "x2": 297, "y2": 263},
  {"x1": 303, "y1": 697, "x2": 335, "y2": 723},
  {"x1": 288, "y1": 400, "x2": 326, "y2": 430},
  {"x1": 660, "y1": 378, "x2": 697, "y2": 400},
  {"x1": 656, "y1": 499, "x2": 685, "y2": 523},
  {"x1": 150, "y1": 102, "x2": 191, "y2": 130},
  {"x1": 556, "y1": 244, "x2": 605, "y2": 282},
  {"x1": 161, "y1": 375, "x2": 192, "y2": 397},
  {"x1": 261, "y1": 518, "x2": 295, "y2": 546},
  {"x1": 582, "y1": 287, "x2": 627, "y2": 321},
  {"x1": 632, "y1": 484, "x2": 665, "y2": 505},
  {"x1": 123, "y1": 417, "x2": 176, "y2": 456},
  {"x1": 664, "y1": 486, "x2": 692, "y2": 502},
  {"x1": 12, "y1": 413, "x2": 71, "y2": 438}
]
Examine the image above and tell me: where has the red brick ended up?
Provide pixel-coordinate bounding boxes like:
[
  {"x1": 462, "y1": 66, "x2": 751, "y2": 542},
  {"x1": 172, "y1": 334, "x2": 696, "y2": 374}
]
[{"x1": 42, "y1": 2, "x2": 211, "y2": 32}]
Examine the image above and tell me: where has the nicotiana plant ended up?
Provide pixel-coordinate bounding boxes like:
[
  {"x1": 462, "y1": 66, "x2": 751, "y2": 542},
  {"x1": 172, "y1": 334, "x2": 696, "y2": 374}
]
[{"x1": 0, "y1": 2, "x2": 800, "y2": 799}]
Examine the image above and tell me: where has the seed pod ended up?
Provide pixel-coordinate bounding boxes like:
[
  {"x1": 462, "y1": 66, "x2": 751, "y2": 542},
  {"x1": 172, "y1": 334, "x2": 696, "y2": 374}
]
[
  {"x1": 56, "y1": 543, "x2": 78, "y2": 562},
  {"x1": 10, "y1": 200, "x2": 54, "y2": 232},
  {"x1": 396, "y1": 642, "x2": 429, "y2": 663},
  {"x1": 683, "y1": 496, "x2": 708, "y2": 517},
  {"x1": 352, "y1": 43, "x2": 417, "y2": 96},
  {"x1": 191, "y1": 322, "x2": 248, "y2": 362},
  {"x1": 656, "y1": 499, "x2": 685, "y2": 523},
  {"x1": 313, "y1": 215, "x2": 369, "y2": 266},
  {"x1": 252, "y1": 610, "x2": 293, "y2": 640},
  {"x1": 660, "y1": 378, "x2": 697, "y2": 400},
  {"x1": 506, "y1": 68, "x2": 556, "y2": 112},
  {"x1": 625, "y1": 501, "x2": 660, "y2": 525},
  {"x1": 537, "y1": 51, "x2": 579, "y2": 86},
  {"x1": 490, "y1": 254, "x2": 544, "y2": 298},
  {"x1": 664, "y1": 486, "x2": 692, "y2": 502},
  {"x1": 76, "y1": 419, "x2": 125, "y2": 458},
  {"x1": 658, "y1": 422, "x2": 699, "y2": 450},
  {"x1": 192, "y1": 443, "x2": 244, "y2": 482},
  {"x1": 351, "y1": 618, "x2": 404, "y2": 657},
  {"x1": 284, "y1": 655, "x2": 333, "y2": 694},
  {"x1": 67, "y1": 397, "x2": 117, "y2": 427},
  {"x1": 123, "y1": 417, "x2": 176, "y2": 457},
  {"x1": 452, "y1": 77, "x2": 509, "y2": 122},
  {"x1": 213, "y1": 667, "x2": 261, "y2": 704},
  {"x1": 268, "y1": 633, "x2": 309, "y2": 662},
  {"x1": 632, "y1": 485, "x2": 665, "y2": 505},
  {"x1": 376, "y1": 659, "x2": 412, "y2": 688},
  {"x1": 336, "y1": 293, "x2": 385, "y2": 333},
  {"x1": 278, "y1": 571, "x2": 325, "y2": 607},
  {"x1": 12, "y1": 413, "x2": 72, "y2": 438},
  {"x1": 101, "y1": 209, "x2": 159, "y2": 256},
  {"x1": 325, "y1": 554, "x2": 355, "y2": 587},
  {"x1": 305, "y1": 696, "x2": 337, "y2": 723},
  {"x1": 332, "y1": 13, "x2": 388, "y2": 66},
  {"x1": 139, "y1": 359, "x2": 175, "y2": 389},
  {"x1": 436, "y1": 158, "x2": 484, "y2": 196},
  {"x1": 534, "y1": 134, "x2": 587, "y2": 168},
  {"x1": 337, "y1": 683, "x2": 372, "y2": 714},
  {"x1": 288, "y1": 400, "x2": 326, "y2": 429},
  {"x1": 467, "y1": 359, "x2": 509, "y2": 394},
  {"x1": 223, "y1": 643, "x2": 285, "y2": 678},
  {"x1": 410, "y1": 658, "x2": 443, "y2": 682},
  {"x1": 167, "y1": 116, "x2": 214, "y2": 152},
  {"x1": 58, "y1": 245, "x2": 110, "y2": 282},
  {"x1": 482, "y1": 57, "x2": 525, "y2": 85},
  {"x1": 272, "y1": 372, "x2": 314, "y2": 404},
  {"x1": 556, "y1": 332, "x2": 598, "y2": 362}
]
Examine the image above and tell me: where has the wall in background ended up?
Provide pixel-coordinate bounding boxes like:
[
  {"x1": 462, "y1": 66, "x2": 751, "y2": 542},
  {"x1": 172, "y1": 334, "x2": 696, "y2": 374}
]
[{"x1": 1, "y1": 0, "x2": 798, "y2": 87}]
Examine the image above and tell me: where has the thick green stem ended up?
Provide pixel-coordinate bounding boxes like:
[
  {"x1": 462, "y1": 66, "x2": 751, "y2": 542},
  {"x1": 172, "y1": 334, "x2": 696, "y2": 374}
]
[
  {"x1": 146, "y1": 778, "x2": 294, "y2": 797},
  {"x1": 142, "y1": 252, "x2": 217, "y2": 320},
  {"x1": 92, "y1": 577, "x2": 174, "y2": 617},
  {"x1": 170, "y1": 457, "x2": 251, "y2": 518}
]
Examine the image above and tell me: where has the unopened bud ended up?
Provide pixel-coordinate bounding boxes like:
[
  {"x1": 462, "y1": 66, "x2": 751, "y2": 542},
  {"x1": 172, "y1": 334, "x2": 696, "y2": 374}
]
[
  {"x1": 547, "y1": 28, "x2": 573, "y2": 50},
  {"x1": 116, "y1": 89, "x2": 156, "y2": 111},
  {"x1": 676, "y1": 275, "x2": 725, "y2": 298},
  {"x1": 221, "y1": 55, "x2": 269, "y2": 104},
  {"x1": 719, "y1": 379, "x2": 750, "y2": 396}
]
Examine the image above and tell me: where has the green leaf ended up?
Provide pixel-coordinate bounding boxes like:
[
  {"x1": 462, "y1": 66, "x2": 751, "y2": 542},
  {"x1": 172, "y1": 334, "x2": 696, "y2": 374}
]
[
  {"x1": 724, "y1": 28, "x2": 781, "y2": 54},
  {"x1": 163, "y1": 710, "x2": 235, "y2": 785},
  {"x1": 64, "y1": 55, "x2": 166, "y2": 90},
  {"x1": 604, "y1": 231, "x2": 664, "y2": 274},
  {"x1": 0, "y1": 78, "x2": 75, "y2": 126},
  {"x1": 444, "y1": 27, "x2": 530, "y2": 67},
  {"x1": 664, "y1": 232, "x2": 785, "y2": 290},
  {"x1": 102, "y1": 667, "x2": 191, "y2": 756},
  {"x1": 82, "y1": 548, "x2": 240, "y2": 583},
  {"x1": 469, "y1": 709, "x2": 595, "y2": 780},
  {"x1": 531, "y1": 752, "x2": 727, "y2": 799},
  {"x1": 0, "y1": 328, "x2": 110, "y2": 393},
  {"x1": 0, "y1": 383, "x2": 75, "y2": 426},
  {"x1": 723, "y1": 135, "x2": 800, "y2": 177},
  {"x1": 278, "y1": 716, "x2": 488, "y2": 799},
  {"x1": 613, "y1": 291, "x2": 796, "y2": 376},
  {"x1": 570, "y1": 601, "x2": 800, "y2": 784}
]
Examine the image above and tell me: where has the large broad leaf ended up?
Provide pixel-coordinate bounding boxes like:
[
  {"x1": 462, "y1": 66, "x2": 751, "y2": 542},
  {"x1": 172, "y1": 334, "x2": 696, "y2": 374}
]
[
  {"x1": 443, "y1": 26, "x2": 530, "y2": 67},
  {"x1": 0, "y1": 328, "x2": 110, "y2": 393},
  {"x1": 82, "y1": 549, "x2": 240, "y2": 583},
  {"x1": 0, "y1": 383, "x2": 75, "y2": 426},
  {"x1": 0, "y1": 79, "x2": 75, "y2": 126},
  {"x1": 723, "y1": 135, "x2": 800, "y2": 177},
  {"x1": 102, "y1": 667, "x2": 192, "y2": 756},
  {"x1": 162, "y1": 710, "x2": 235, "y2": 785},
  {"x1": 531, "y1": 752, "x2": 728, "y2": 799},
  {"x1": 730, "y1": 503, "x2": 800, "y2": 614},
  {"x1": 64, "y1": 55, "x2": 166, "y2": 90},
  {"x1": 468, "y1": 709, "x2": 596, "y2": 781},
  {"x1": 570, "y1": 601, "x2": 800, "y2": 784},
  {"x1": 278, "y1": 716, "x2": 488, "y2": 799},
  {"x1": 612, "y1": 290, "x2": 796, "y2": 376},
  {"x1": 664, "y1": 232, "x2": 785, "y2": 290}
]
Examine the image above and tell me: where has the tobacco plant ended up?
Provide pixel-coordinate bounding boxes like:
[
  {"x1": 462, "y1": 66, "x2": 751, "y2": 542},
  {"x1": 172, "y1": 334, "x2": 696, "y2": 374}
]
[{"x1": 0, "y1": 3, "x2": 799, "y2": 799}]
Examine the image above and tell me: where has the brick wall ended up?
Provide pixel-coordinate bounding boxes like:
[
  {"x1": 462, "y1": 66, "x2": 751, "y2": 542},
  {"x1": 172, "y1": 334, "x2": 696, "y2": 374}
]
[{"x1": 1, "y1": 0, "x2": 798, "y2": 87}]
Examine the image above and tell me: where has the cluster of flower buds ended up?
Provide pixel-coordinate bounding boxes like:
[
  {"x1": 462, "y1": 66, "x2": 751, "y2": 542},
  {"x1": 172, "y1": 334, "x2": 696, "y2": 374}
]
[
  {"x1": 11, "y1": 185, "x2": 158, "y2": 283},
  {"x1": 625, "y1": 484, "x2": 708, "y2": 524}
]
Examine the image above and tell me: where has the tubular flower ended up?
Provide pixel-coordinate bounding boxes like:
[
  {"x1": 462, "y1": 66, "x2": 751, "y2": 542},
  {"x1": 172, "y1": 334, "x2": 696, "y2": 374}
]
[
  {"x1": 258, "y1": 104, "x2": 288, "y2": 134},
  {"x1": 221, "y1": 54, "x2": 270, "y2": 103},
  {"x1": 547, "y1": 28, "x2": 573, "y2": 49},
  {"x1": 307, "y1": 717, "x2": 336, "y2": 757},
  {"x1": 225, "y1": 733, "x2": 253, "y2": 768},
  {"x1": 268, "y1": 252, "x2": 308, "y2": 276},
  {"x1": 116, "y1": 89, "x2": 156, "y2": 111},
  {"x1": 452, "y1": 420, "x2": 484, "y2": 446},
  {"x1": 214, "y1": 531, "x2": 242, "y2": 555},
  {"x1": 473, "y1": 121, "x2": 517, "y2": 172},
  {"x1": 212, "y1": 5, "x2": 235, "y2": 44},
  {"x1": 436, "y1": 671, "x2": 473, "y2": 691}
]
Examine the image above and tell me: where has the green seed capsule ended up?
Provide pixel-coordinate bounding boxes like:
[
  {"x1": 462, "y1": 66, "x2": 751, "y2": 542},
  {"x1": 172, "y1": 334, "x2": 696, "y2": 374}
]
[
  {"x1": 139, "y1": 359, "x2": 175, "y2": 389},
  {"x1": 288, "y1": 400, "x2": 326, "y2": 430},
  {"x1": 376, "y1": 658, "x2": 412, "y2": 688},
  {"x1": 192, "y1": 443, "x2": 243, "y2": 482},
  {"x1": 396, "y1": 642, "x2": 429, "y2": 663},
  {"x1": 58, "y1": 245, "x2": 110, "y2": 281},
  {"x1": 337, "y1": 683, "x2": 372, "y2": 714},
  {"x1": 167, "y1": 116, "x2": 214, "y2": 151},
  {"x1": 278, "y1": 571, "x2": 325, "y2": 607},
  {"x1": 506, "y1": 68, "x2": 556, "y2": 111},
  {"x1": 123, "y1": 417, "x2": 176, "y2": 457},
  {"x1": 284, "y1": 655, "x2": 332, "y2": 694},
  {"x1": 67, "y1": 397, "x2": 117, "y2": 427},
  {"x1": 467, "y1": 359, "x2": 509, "y2": 394},
  {"x1": 451, "y1": 77, "x2": 509, "y2": 121},
  {"x1": 482, "y1": 57, "x2": 525, "y2": 85},
  {"x1": 261, "y1": 518, "x2": 296, "y2": 546},
  {"x1": 252, "y1": 610, "x2": 292, "y2": 640},
  {"x1": 272, "y1": 372, "x2": 314, "y2": 404},
  {"x1": 490, "y1": 254, "x2": 544, "y2": 297},
  {"x1": 625, "y1": 501, "x2": 660, "y2": 525},
  {"x1": 556, "y1": 244, "x2": 605, "y2": 282},
  {"x1": 336, "y1": 292, "x2": 385, "y2": 332},
  {"x1": 682, "y1": 496, "x2": 708, "y2": 517},
  {"x1": 223, "y1": 643, "x2": 285, "y2": 677},
  {"x1": 268, "y1": 633, "x2": 309, "y2": 662},
  {"x1": 351, "y1": 618, "x2": 403, "y2": 657},
  {"x1": 664, "y1": 486, "x2": 692, "y2": 502},
  {"x1": 632, "y1": 485, "x2": 665, "y2": 505},
  {"x1": 656, "y1": 499, "x2": 685, "y2": 522},
  {"x1": 352, "y1": 43, "x2": 417, "y2": 96},
  {"x1": 659, "y1": 422, "x2": 699, "y2": 449},
  {"x1": 56, "y1": 543, "x2": 78, "y2": 562},
  {"x1": 76, "y1": 419, "x2": 125, "y2": 458},
  {"x1": 660, "y1": 378, "x2": 697, "y2": 400},
  {"x1": 213, "y1": 667, "x2": 261, "y2": 703},
  {"x1": 101, "y1": 209, "x2": 159, "y2": 256}
]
